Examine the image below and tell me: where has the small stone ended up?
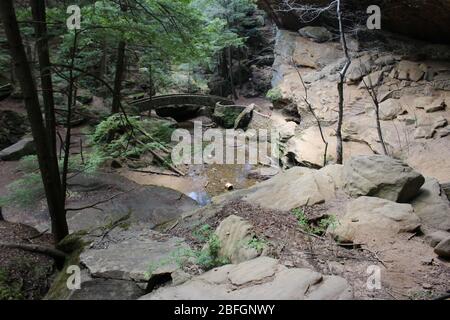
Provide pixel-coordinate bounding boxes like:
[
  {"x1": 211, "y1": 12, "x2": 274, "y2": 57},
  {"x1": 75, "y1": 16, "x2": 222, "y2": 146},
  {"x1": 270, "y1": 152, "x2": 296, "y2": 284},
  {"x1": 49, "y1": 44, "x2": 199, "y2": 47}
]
[{"x1": 422, "y1": 283, "x2": 433, "y2": 290}]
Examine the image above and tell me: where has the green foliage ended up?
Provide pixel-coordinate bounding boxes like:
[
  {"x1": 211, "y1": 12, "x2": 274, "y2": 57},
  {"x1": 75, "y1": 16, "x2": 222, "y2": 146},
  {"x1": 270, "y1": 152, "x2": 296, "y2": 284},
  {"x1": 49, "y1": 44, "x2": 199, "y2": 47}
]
[
  {"x1": 91, "y1": 114, "x2": 174, "y2": 165},
  {"x1": 266, "y1": 88, "x2": 283, "y2": 102},
  {"x1": 192, "y1": 223, "x2": 214, "y2": 242},
  {"x1": 0, "y1": 268, "x2": 23, "y2": 300},
  {"x1": 247, "y1": 237, "x2": 267, "y2": 253},
  {"x1": 291, "y1": 208, "x2": 337, "y2": 236}
]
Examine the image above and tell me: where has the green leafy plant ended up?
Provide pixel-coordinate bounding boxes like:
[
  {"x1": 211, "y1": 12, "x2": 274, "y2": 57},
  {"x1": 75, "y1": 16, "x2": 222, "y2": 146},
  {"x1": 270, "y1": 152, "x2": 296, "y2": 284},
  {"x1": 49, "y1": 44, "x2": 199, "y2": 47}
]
[
  {"x1": 291, "y1": 208, "x2": 337, "y2": 236},
  {"x1": 266, "y1": 88, "x2": 283, "y2": 102},
  {"x1": 247, "y1": 237, "x2": 267, "y2": 253}
]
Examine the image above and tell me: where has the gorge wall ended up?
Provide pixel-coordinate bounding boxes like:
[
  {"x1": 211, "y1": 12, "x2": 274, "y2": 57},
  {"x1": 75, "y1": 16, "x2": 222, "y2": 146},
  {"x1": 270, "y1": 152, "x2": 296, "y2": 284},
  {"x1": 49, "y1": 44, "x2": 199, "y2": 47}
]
[{"x1": 257, "y1": 0, "x2": 450, "y2": 44}]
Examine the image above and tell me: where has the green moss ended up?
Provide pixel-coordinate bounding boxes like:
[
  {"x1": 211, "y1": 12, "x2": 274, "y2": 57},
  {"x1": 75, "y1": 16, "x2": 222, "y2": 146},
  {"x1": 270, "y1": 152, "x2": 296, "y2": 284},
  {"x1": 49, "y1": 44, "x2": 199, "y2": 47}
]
[
  {"x1": 56, "y1": 230, "x2": 88, "y2": 254},
  {"x1": 0, "y1": 268, "x2": 24, "y2": 300}
]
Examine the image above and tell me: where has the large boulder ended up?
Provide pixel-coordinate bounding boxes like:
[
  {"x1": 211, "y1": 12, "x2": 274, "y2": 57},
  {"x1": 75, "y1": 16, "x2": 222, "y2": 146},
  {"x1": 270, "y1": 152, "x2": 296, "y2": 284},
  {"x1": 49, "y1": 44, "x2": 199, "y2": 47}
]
[
  {"x1": 343, "y1": 155, "x2": 425, "y2": 203},
  {"x1": 140, "y1": 257, "x2": 352, "y2": 300},
  {"x1": 0, "y1": 137, "x2": 35, "y2": 161},
  {"x1": 330, "y1": 197, "x2": 421, "y2": 243},
  {"x1": 411, "y1": 178, "x2": 450, "y2": 231},
  {"x1": 243, "y1": 165, "x2": 343, "y2": 211}
]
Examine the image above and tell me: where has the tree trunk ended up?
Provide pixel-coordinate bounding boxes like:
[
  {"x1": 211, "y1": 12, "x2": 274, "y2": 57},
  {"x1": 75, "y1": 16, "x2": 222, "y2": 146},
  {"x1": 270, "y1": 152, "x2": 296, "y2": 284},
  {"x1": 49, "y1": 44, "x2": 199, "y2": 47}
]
[
  {"x1": 30, "y1": 0, "x2": 57, "y2": 157},
  {"x1": 228, "y1": 46, "x2": 237, "y2": 100},
  {"x1": 335, "y1": 0, "x2": 350, "y2": 165},
  {"x1": 0, "y1": 0, "x2": 68, "y2": 243},
  {"x1": 111, "y1": 40, "x2": 126, "y2": 114}
]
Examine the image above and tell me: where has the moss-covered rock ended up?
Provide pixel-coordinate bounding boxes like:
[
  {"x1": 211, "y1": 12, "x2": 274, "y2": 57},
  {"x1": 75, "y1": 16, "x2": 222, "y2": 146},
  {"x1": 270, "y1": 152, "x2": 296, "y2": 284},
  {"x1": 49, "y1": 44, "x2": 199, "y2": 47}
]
[{"x1": 212, "y1": 104, "x2": 246, "y2": 129}]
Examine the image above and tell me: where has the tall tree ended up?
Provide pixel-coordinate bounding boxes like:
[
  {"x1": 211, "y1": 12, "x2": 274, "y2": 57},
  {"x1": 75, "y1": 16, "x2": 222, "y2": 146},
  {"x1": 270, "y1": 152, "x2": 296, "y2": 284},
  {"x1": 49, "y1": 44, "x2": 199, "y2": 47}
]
[
  {"x1": 0, "y1": 0, "x2": 69, "y2": 242},
  {"x1": 111, "y1": 2, "x2": 128, "y2": 114}
]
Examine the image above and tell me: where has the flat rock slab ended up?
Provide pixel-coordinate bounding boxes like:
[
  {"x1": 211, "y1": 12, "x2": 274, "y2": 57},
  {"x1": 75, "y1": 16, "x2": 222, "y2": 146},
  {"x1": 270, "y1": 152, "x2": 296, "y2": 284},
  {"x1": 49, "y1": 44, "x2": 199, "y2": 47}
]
[
  {"x1": 0, "y1": 137, "x2": 35, "y2": 160},
  {"x1": 64, "y1": 173, "x2": 198, "y2": 231},
  {"x1": 140, "y1": 257, "x2": 352, "y2": 300},
  {"x1": 80, "y1": 224, "x2": 188, "y2": 282}
]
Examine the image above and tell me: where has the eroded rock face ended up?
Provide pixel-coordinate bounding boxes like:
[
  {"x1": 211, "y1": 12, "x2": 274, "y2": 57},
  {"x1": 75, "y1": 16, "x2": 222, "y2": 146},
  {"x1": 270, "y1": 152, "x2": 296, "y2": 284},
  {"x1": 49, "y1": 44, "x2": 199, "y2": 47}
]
[
  {"x1": 343, "y1": 155, "x2": 425, "y2": 203},
  {"x1": 140, "y1": 257, "x2": 352, "y2": 300},
  {"x1": 330, "y1": 197, "x2": 420, "y2": 243},
  {"x1": 257, "y1": 0, "x2": 450, "y2": 44}
]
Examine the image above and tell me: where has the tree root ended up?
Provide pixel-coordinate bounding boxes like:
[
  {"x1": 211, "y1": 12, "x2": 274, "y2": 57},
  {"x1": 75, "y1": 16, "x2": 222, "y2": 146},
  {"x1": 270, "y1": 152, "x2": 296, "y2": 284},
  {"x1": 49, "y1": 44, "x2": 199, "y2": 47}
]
[{"x1": 0, "y1": 242, "x2": 67, "y2": 261}]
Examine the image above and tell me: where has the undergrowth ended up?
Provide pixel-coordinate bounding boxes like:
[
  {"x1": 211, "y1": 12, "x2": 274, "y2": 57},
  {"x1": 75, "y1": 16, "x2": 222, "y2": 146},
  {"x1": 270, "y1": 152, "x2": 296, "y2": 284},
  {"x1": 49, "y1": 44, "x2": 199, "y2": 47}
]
[
  {"x1": 291, "y1": 208, "x2": 337, "y2": 236},
  {"x1": 146, "y1": 224, "x2": 229, "y2": 279}
]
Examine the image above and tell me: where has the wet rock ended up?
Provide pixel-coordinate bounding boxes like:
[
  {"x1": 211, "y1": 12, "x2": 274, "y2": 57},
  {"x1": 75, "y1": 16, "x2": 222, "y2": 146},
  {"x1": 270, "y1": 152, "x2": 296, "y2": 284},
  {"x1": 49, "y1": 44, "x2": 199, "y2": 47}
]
[
  {"x1": 212, "y1": 215, "x2": 260, "y2": 264},
  {"x1": 299, "y1": 26, "x2": 332, "y2": 43},
  {"x1": 0, "y1": 137, "x2": 35, "y2": 161},
  {"x1": 343, "y1": 155, "x2": 425, "y2": 203},
  {"x1": 140, "y1": 257, "x2": 352, "y2": 300},
  {"x1": 330, "y1": 197, "x2": 420, "y2": 243},
  {"x1": 411, "y1": 178, "x2": 450, "y2": 231}
]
